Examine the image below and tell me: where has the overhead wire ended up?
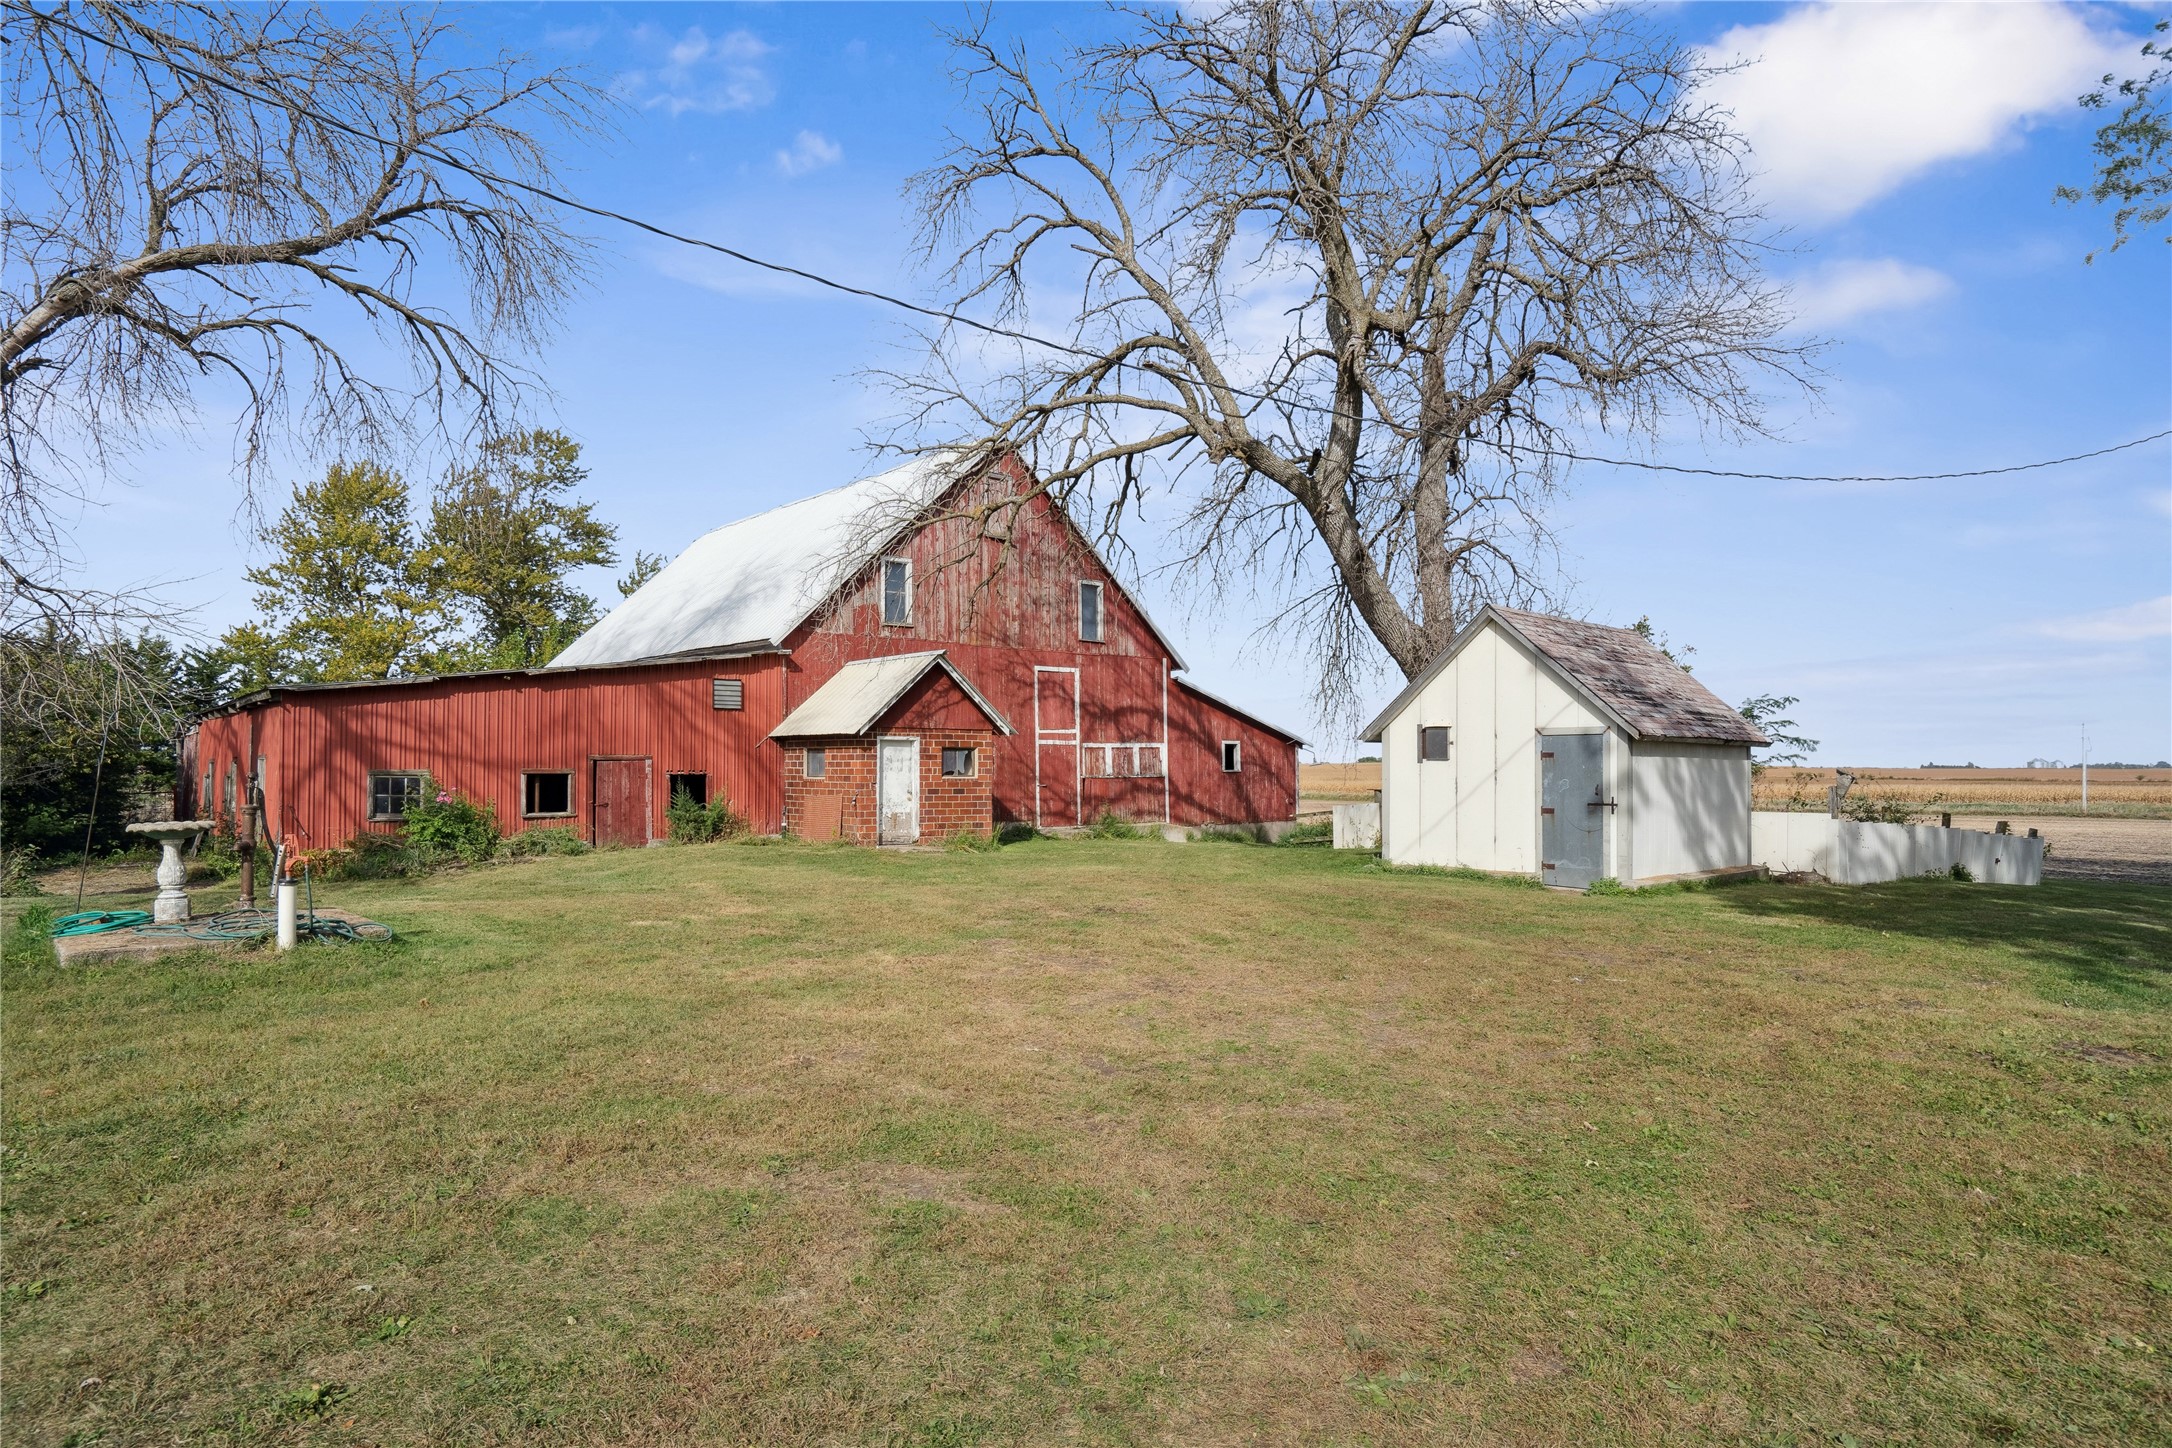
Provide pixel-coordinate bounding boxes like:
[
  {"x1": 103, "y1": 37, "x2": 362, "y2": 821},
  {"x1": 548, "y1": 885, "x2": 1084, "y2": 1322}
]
[{"x1": 18, "y1": 1, "x2": 2170, "y2": 486}]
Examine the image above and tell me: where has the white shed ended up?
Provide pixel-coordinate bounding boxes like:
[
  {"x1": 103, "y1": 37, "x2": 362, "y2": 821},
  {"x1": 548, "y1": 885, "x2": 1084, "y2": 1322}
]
[{"x1": 1359, "y1": 606, "x2": 1769, "y2": 888}]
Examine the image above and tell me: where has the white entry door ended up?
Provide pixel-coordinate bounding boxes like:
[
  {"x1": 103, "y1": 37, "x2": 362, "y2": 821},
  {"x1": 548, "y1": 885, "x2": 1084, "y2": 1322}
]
[{"x1": 877, "y1": 736, "x2": 920, "y2": 844}]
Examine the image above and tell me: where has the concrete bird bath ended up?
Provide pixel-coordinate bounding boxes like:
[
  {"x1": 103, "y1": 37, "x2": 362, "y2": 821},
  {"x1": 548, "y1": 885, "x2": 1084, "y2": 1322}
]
[{"x1": 124, "y1": 820, "x2": 215, "y2": 924}]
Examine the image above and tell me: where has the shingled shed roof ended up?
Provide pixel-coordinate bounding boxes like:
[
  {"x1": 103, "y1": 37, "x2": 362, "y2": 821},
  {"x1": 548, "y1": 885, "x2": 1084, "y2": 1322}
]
[{"x1": 1361, "y1": 605, "x2": 1769, "y2": 746}]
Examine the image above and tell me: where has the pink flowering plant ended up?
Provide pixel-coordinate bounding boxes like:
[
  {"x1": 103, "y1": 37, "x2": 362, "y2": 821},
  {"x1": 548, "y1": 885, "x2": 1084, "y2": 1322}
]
[{"x1": 400, "y1": 778, "x2": 500, "y2": 865}]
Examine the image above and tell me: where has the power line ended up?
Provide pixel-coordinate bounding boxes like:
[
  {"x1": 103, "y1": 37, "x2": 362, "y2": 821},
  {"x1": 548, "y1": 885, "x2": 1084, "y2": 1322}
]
[{"x1": 22, "y1": 2, "x2": 2172, "y2": 487}]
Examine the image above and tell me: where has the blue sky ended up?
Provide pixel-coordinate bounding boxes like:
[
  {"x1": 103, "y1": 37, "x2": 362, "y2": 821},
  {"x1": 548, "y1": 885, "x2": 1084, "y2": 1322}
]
[{"x1": 75, "y1": 2, "x2": 2172, "y2": 764}]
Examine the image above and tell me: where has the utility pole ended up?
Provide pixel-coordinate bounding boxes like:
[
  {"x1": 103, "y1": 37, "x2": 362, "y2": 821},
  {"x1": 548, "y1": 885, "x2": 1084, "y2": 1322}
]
[{"x1": 2081, "y1": 725, "x2": 2090, "y2": 815}]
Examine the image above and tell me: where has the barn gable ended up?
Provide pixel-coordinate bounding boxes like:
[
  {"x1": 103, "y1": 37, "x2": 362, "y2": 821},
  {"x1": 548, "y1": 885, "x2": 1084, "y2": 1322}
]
[{"x1": 550, "y1": 452, "x2": 1188, "y2": 671}]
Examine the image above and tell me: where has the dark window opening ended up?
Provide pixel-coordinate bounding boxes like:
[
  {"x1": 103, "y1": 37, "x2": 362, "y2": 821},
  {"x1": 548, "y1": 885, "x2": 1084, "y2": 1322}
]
[
  {"x1": 369, "y1": 772, "x2": 426, "y2": 821},
  {"x1": 804, "y1": 748, "x2": 827, "y2": 779},
  {"x1": 941, "y1": 747, "x2": 977, "y2": 778},
  {"x1": 1420, "y1": 726, "x2": 1451, "y2": 762},
  {"x1": 1220, "y1": 740, "x2": 1242, "y2": 772},
  {"x1": 667, "y1": 772, "x2": 708, "y2": 806},
  {"x1": 881, "y1": 557, "x2": 912, "y2": 625},
  {"x1": 712, "y1": 678, "x2": 743, "y2": 710},
  {"x1": 1079, "y1": 581, "x2": 1104, "y2": 642},
  {"x1": 523, "y1": 771, "x2": 574, "y2": 817}
]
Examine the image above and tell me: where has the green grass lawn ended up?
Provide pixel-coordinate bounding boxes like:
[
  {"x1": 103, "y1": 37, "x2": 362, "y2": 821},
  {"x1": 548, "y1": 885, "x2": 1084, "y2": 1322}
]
[{"x1": 4, "y1": 840, "x2": 2168, "y2": 1446}]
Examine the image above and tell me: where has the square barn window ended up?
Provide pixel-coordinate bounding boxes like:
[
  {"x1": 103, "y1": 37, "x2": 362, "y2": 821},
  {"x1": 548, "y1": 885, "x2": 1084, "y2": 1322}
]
[
  {"x1": 804, "y1": 748, "x2": 827, "y2": 779},
  {"x1": 1220, "y1": 740, "x2": 1242, "y2": 772},
  {"x1": 369, "y1": 772, "x2": 426, "y2": 821},
  {"x1": 712, "y1": 678, "x2": 743, "y2": 710},
  {"x1": 881, "y1": 557, "x2": 912, "y2": 625},
  {"x1": 941, "y1": 747, "x2": 977, "y2": 778},
  {"x1": 1420, "y1": 726, "x2": 1451, "y2": 762},
  {"x1": 667, "y1": 772, "x2": 708, "y2": 806},
  {"x1": 522, "y1": 771, "x2": 573, "y2": 817},
  {"x1": 1078, "y1": 581, "x2": 1104, "y2": 642},
  {"x1": 1132, "y1": 743, "x2": 1164, "y2": 777}
]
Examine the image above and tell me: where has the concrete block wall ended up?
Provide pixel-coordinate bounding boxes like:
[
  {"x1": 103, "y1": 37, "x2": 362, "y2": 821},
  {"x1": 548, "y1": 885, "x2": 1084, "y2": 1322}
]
[
  {"x1": 914, "y1": 728, "x2": 996, "y2": 842},
  {"x1": 781, "y1": 730, "x2": 994, "y2": 844},
  {"x1": 784, "y1": 738, "x2": 877, "y2": 843}
]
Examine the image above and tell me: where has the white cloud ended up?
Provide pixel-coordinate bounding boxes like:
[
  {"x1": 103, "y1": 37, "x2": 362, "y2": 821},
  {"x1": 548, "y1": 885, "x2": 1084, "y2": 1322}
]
[
  {"x1": 775, "y1": 130, "x2": 843, "y2": 178},
  {"x1": 2031, "y1": 596, "x2": 2172, "y2": 644},
  {"x1": 1700, "y1": 3, "x2": 2123, "y2": 220},
  {"x1": 620, "y1": 26, "x2": 775, "y2": 116},
  {"x1": 1785, "y1": 257, "x2": 1953, "y2": 328}
]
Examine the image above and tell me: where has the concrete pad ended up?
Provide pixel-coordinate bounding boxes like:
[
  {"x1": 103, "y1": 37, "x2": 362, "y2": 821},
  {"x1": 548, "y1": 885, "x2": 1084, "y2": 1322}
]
[{"x1": 52, "y1": 908, "x2": 383, "y2": 966}]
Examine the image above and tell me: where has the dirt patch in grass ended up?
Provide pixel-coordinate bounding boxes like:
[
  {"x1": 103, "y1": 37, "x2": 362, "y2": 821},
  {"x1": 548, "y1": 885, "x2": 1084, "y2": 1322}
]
[{"x1": 4, "y1": 842, "x2": 2168, "y2": 1446}]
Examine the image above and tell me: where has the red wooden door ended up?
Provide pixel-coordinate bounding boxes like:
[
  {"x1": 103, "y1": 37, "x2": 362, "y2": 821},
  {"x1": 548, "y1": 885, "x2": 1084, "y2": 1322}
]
[
  {"x1": 1035, "y1": 667, "x2": 1080, "y2": 828},
  {"x1": 592, "y1": 758, "x2": 651, "y2": 847}
]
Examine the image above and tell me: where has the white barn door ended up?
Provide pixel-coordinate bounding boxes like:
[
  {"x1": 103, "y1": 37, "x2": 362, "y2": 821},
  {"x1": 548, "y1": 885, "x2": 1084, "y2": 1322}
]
[{"x1": 878, "y1": 737, "x2": 921, "y2": 844}]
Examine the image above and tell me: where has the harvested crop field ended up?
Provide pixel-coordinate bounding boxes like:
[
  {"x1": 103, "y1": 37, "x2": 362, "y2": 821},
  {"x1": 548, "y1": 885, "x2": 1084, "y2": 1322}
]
[{"x1": 1756, "y1": 767, "x2": 2172, "y2": 820}]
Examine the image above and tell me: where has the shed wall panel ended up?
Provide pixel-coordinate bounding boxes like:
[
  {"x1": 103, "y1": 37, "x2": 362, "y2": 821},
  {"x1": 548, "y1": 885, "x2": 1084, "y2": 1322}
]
[{"x1": 1629, "y1": 741, "x2": 1752, "y2": 880}]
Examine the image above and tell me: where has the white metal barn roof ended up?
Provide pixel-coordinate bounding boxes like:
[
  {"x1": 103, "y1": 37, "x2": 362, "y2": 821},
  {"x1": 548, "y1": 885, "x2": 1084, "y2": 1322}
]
[
  {"x1": 769, "y1": 651, "x2": 1013, "y2": 739},
  {"x1": 549, "y1": 452, "x2": 965, "y2": 668},
  {"x1": 1362, "y1": 604, "x2": 1769, "y2": 746}
]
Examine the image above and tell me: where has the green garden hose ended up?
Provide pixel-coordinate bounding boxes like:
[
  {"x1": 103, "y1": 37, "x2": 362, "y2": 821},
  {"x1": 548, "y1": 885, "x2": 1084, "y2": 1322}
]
[{"x1": 50, "y1": 910, "x2": 152, "y2": 936}]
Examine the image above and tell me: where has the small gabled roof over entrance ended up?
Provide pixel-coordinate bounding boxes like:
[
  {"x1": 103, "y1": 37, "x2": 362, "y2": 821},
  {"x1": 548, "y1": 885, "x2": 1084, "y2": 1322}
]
[
  {"x1": 1361, "y1": 605, "x2": 1769, "y2": 746},
  {"x1": 770, "y1": 651, "x2": 1013, "y2": 740}
]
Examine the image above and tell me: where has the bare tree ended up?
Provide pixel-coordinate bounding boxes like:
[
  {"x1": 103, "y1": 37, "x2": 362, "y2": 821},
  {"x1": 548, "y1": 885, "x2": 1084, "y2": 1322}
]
[
  {"x1": 1, "y1": 0, "x2": 607, "y2": 647},
  {"x1": 897, "y1": 0, "x2": 1813, "y2": 715}
]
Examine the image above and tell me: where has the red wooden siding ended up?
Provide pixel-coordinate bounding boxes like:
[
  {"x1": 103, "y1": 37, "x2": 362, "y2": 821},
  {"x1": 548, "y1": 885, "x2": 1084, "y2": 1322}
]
[
  {"x1": 190, "y1": 657, "x2": 786, "y2": 852},
  {"x1": 182, "y1": 454, "x2": 1299, "y2": 849}
]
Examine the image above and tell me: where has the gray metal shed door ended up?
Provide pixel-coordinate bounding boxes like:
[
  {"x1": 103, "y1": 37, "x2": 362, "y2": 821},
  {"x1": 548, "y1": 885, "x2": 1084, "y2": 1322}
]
[
  {"x1": 1540, "y1": 734, "x2": 1605, "y2": 888},
  {"x1": 878, "y1": 737, "x2": 920, "y2": 844}
]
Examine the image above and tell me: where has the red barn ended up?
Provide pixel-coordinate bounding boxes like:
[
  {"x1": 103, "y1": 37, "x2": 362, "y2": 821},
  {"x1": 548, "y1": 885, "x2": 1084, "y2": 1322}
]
[{"x1": 182, "y1": 453, "x2": 1301, "y2": 850}]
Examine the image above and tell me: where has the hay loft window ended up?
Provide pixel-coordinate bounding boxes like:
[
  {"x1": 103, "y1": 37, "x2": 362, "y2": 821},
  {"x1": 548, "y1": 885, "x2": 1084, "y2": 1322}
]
[
  {"x1": 1220, "y1": 740, "x2": 1242, "y2": 772},
  {"x1": 667, "y1": 772, "x2": 709, "y2": 806},
  {"x1": 940, "y1": 747, "x2": 978, "y2": 778},
  {"x1": 712, "y1": 678, "x2": 743, "y2": 710},
  {"x1": 804, "y1": 748, "x2": 827, "y2": 779},
  {"x1": 522, "y1": 771, "x2": 573, "y2": 818},
  {"x1": 1420, "y1": 726, "x2": 1451, "y2": 762},
  {"x1": 368, "y1": 771, "x2": 426, "y2": 821},
  {"x1": 881, "y1": 557, "x2": 912, "y2": 626},
  {"x1": 1078, "y1": 581, "x2": 1104, "y2": 643}
]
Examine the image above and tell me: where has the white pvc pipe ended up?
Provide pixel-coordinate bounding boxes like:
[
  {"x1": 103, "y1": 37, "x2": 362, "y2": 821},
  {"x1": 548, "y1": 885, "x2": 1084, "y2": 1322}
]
[{"x1": 276, "y1": 880, "x2": 299, "y2": 952}]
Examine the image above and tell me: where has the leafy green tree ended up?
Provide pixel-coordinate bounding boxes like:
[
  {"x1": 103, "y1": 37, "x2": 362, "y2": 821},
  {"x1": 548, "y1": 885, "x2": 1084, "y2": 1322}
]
[
  {"x1": 1738, "y1": 694, "x2": 1818, "y2": 770},
  {"x1": 617, "y1": 549, "x2": 666, "y2": 598},
  {"x1": 426, "y1": 430, "x2": 617, "y2": 665},
  {"x1": 0, "y1": 630, "x2": 189, "y2": 859},
  {"x1": 220, "y1": 462, "x2": 446, "y2": 684},
  {"x1": 2059, "y1": 20, "x2": 2171, "y2": 257}
]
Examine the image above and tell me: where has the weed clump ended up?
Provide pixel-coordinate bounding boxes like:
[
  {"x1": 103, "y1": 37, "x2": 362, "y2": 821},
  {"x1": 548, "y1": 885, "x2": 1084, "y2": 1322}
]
[
  {"x1": 498, "y1": 826, "x2": 590, "y2": 858},
  {"x1": 1084, "y1": 811, "x2": 1148, "y2": 840},
  {"x1": 666, "y1": 787, "x2": 746, "y2": 844},
  {"x1": 995, "y1": 822, "x2": 1043, "y2": 845},
  {"x1": 1584, "y1": 876, "x2": 1629, "y2": 896},
  {"x1": 945, "y1": 829, "x2": 1000, "y2": 853}
]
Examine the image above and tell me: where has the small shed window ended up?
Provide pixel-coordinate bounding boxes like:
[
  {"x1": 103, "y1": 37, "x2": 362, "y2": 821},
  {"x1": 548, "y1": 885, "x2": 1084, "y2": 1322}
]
[
  {"x1": 667, "y1": 772, "x2": 708, "y2": 806},
  {"x1": 522, "y1": 771, "x2": 573, "y2": 817},
  {"x1": 941, "y1": 747, "x2": 977, "y2": 778},
  {"x1": 881, "y1": 557, "x2": 912, "y2": 625},
  {"x1": 368, "y1": 771, "x2": 426, "y2": 821},
  {"x1": 1220, "y1": 740, "x2": 1242, "y2": 772},
  {"x1": 804, "y1": 748, "x2": 827, "y2": 779},
  {"x1": 712, "y1": 678, "x2": 743, "y2": 710},
  {"x1": 1078, "y1": 581, "x2": 1104, "y2": 643},
  {"x1": 1133, "y1": 743, "x2": 1164, "y2": 778},
  {"x1": 1420, "y1": 726, "x2": 1451, "y2": 762}
]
